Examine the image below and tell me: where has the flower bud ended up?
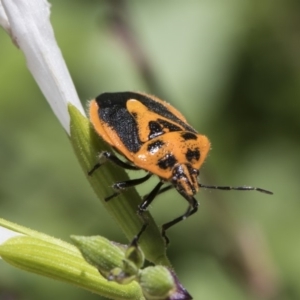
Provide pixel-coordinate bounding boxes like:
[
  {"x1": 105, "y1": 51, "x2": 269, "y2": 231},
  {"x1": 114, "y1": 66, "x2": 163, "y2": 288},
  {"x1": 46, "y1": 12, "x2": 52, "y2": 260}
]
[
  {"x1": 71, "y1": 235, "x2": 125, "y2": 278},
  {"x1": 139, "y1": 266, "x2": 192, "y2": 300}
]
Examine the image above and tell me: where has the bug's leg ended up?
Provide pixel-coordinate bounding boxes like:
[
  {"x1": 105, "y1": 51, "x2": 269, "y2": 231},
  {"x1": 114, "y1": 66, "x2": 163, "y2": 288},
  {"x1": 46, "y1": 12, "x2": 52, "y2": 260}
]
[
  {"x1": 198, "y1": 183, "x2": 273, "y2": 195},
  {"x1": 88, "y1": 162, "x2": 102, "y2": 175},
  {"x1": 161, "y1": 196, "x2": 198, "y2": 245},
  {"x1": 131, "y1": 181, "x2": 165, "y2": 244},
  {"x1": 105, "y1": 173, "x2": 152, "y2": 201},
  {"x1": 88, "y1": 151, "x2": 139, "y2": 176},
  {"x1": 130, "y1": 222, "x2": 148, "y2": 247},
  {"x1": 143, "y1": 184, "x2": 173, "y2": 199}
]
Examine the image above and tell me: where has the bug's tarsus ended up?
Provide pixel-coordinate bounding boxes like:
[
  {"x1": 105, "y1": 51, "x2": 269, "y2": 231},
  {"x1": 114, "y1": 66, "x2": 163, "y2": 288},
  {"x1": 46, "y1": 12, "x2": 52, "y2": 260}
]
[
  {"x1": 88, "y1": 162, "x2": 101, "y2": 176},
  {"x1": 101, "y1": 151, "x2": 140, "y2": 170},
  {"x1": 131, "y1": 222, "x2": 149, "y2": 246},
  {"x1": 161, "y1": 196, "x2": 199, "y2": 245},
  {"x1": 88, "y1": 151, "x2": 140, "y2": 176},
  {"x1": 199, "y1": 183, "x2": 273, "y2": 195},
  {"x1": 105, "y1": 173, "x2": 153, "y2": 202},
  {"x1": 105, "y1": 192, "x2": 120, "y2": 202}
]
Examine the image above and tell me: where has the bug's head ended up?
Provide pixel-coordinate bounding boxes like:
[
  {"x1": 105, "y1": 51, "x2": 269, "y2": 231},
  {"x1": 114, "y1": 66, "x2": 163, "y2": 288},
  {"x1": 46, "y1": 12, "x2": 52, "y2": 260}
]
[{"x1": 171, "y1": 163, "x2": 199, "y2": 198}]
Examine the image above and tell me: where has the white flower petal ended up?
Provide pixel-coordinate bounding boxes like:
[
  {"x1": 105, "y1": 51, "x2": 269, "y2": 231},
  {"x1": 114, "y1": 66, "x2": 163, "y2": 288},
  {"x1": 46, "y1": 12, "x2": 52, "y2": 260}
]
[
  {"x1": 0, "y1": 1, "x2": 10, "y2": 34},
  {"x1": 1, "y1": 0, "x2": 85, "y2": 134},
  {"x1": 0, "y1": 226, "x2": 22, "y2": 247}
]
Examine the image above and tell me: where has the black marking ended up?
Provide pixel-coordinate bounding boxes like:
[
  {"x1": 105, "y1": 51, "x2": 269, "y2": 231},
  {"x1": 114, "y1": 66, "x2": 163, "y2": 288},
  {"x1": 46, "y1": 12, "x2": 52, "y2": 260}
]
[
  {"x1": 148, "y1": 121, "x2": 164, "y2": 139},
  {"x1": 95, "y1": 92, "x2": 196, "y2": 153},
  {"x1": 181, "y1": 132, "x2": 197, "y2": 141},
  {"x1": 157, "y1": 119, "x2": 182, "y2": 132},
  {"x1": 157, "y1": 154, "x2": 178, "y2": 170},
  {"x1": 147, "y1": 140, "x2": 165, "y2": 153},
  {"x1": 96, "y1": 93, "x2": 142, "y2": 153},
  {"x1": 185, "y1": 148, "x2": 200, "y2": 162}
]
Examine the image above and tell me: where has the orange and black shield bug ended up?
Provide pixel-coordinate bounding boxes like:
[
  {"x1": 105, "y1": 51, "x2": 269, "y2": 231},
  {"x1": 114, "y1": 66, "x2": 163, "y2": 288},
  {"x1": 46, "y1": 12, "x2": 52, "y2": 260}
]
[{"x1": 89, "y1": 92, "x2": 272, "y2": 244}]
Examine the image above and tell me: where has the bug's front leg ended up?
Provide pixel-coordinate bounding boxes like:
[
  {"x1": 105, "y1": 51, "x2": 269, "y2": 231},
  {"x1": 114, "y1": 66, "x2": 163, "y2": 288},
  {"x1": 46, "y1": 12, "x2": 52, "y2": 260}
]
[
  {"x1": 161, "y1": 196, "x2": 198, "y2": 245},
  {"x1": 130, "y1": 181, "x2": 165, "y2": 245}
]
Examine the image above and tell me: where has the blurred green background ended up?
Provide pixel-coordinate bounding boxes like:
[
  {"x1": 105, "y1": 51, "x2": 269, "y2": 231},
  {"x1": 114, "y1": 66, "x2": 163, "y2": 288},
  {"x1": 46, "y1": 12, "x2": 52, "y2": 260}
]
[{"x1": 1, "y1": 0, "x2": 299, "y2": 299}]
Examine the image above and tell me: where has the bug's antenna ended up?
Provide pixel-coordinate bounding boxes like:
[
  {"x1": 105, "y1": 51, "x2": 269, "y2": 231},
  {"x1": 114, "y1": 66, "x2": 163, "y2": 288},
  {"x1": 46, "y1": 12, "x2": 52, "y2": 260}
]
[{"x1": 198, "y1": 183, "x2": 273, "y2": 195}]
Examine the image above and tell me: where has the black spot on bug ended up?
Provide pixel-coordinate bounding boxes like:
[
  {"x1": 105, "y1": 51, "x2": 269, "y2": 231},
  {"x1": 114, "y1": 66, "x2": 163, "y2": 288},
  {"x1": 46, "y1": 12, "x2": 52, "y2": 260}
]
[
  {"x1": 185, "y1": 148, "x2": 200, "y2": 162},
  {"x1": 157, "y1": 119, "x2": 182, "y2": 132},
  {"x1": 149, "y1": 121, "x2": 164, "y2": 139},
  {"x1": 147, "y1": 140, "x2": 165, "y2": 153},
  {"x1": 157, "y1": 154, "x2": 178, "y2": 170},
  {"x1": 96, "y1": 93, "x2": 142, "y2": 153},
  {"x1": 181, "y1": 132, "x2": 197, "y2": 141}
]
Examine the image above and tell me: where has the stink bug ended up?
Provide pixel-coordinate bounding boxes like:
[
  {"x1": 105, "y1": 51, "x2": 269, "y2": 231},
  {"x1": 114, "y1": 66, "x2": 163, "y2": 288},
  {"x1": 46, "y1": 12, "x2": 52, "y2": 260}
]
[{"x1": 89, "y1": 92, "x2": 272, "y2": 244}]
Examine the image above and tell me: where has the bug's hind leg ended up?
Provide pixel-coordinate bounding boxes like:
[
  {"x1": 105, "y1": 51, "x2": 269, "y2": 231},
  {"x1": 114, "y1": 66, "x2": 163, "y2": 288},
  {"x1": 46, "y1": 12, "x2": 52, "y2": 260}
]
[{"x1": 88, "y1": 151, "x2": 140, "y2": 176}]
